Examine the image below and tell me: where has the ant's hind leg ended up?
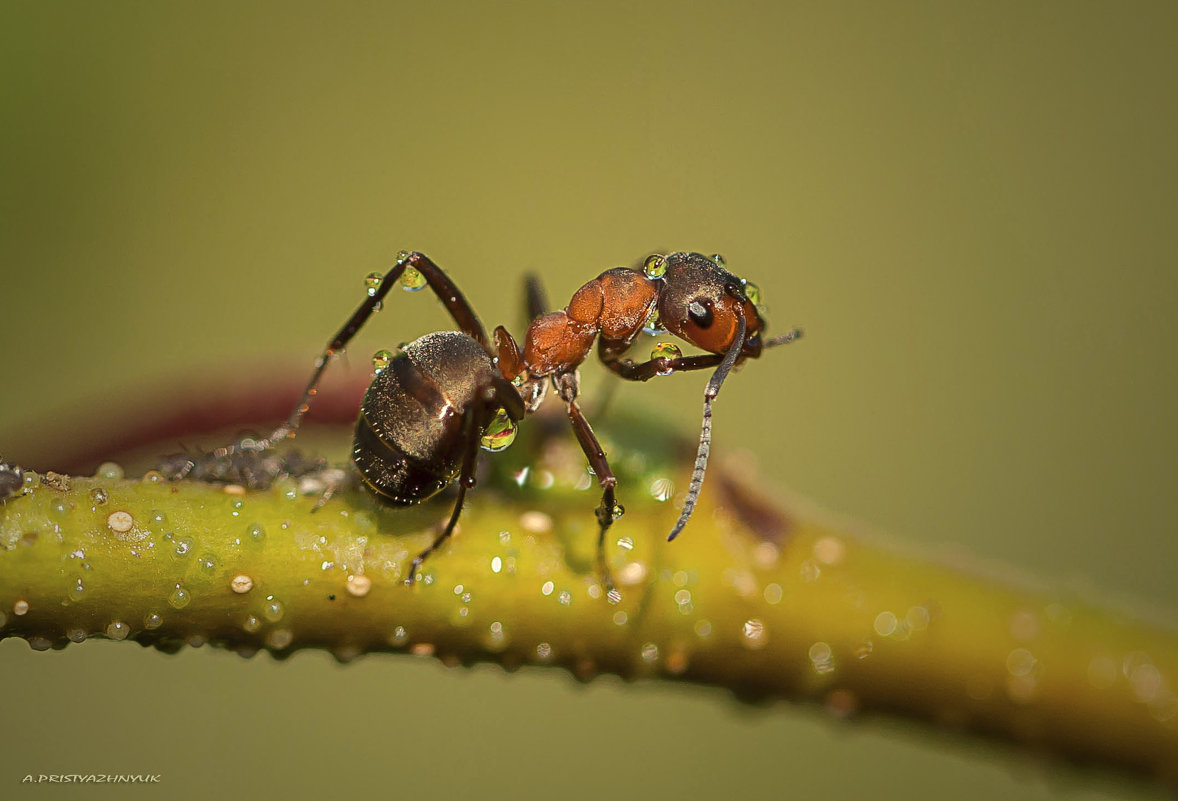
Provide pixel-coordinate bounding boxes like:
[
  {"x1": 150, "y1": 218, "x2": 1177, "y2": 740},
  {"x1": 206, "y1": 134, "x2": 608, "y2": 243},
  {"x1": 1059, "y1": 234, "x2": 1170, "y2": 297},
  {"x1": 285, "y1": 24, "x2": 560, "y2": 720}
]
[
  {"x1": 554, "y1": 372, "x2": 620, "y2": 595},
  {"x1": 267, "y1": 252, "x2": 491, "y2": 448}
]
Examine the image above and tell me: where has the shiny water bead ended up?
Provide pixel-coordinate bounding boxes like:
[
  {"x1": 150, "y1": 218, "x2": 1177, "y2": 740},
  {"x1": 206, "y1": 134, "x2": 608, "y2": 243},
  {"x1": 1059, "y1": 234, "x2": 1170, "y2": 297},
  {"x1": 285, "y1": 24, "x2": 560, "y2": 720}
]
[
  {"x1": 742, "y1": 280, "x2": 762, "y2": 307},
  {"x1": 709, "y1": 253, "x2": 727, "y2": 269},
  {"x1": 364, "y1": 271, "x2": 384, "y2": 296},
  {"x1": 642, "y1": 306, "x2": 664, "y2": 335},
  {"x1": 371, "y1": 349, "x2": 394, "y2": 374},
  {"x1": 650, "y1": 342, "x2": 682, "y2": 375},
  {"x1": 480, "y1": 408, "x2": 518, "y2": 452},
  {"x1": 400, "y1": 265, "x2": 427, "y2": 292},
  {"x1": 610, "y1": 503, "x2": 626, "y2": 521},
  {"x1": 643, "y1": 254, "x2": 667, "y2": 279},
  {"x1": 395, "y1": 249, "x2": 411, "y2": 264}
]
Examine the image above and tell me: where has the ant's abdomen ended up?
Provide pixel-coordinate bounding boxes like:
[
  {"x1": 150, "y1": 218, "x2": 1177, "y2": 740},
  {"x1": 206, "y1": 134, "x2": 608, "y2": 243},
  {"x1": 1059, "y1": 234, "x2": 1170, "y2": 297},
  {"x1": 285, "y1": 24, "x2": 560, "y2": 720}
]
[{"x1": 353, "y1": 332, "x2": 493, "y2": 505}]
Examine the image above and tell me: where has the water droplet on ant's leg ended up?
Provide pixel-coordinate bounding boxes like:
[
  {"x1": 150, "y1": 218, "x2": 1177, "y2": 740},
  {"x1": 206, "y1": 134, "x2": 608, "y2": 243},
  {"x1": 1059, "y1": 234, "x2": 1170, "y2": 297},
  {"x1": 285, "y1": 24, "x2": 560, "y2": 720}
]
[
  {"x1": 364, "y1": 272, "x2": 383, "y2": 296},
  {"x1": 480, "y1": 408, "x2": 518, "y2": 452},
  {"x1": 400, "y1": 266, "x2": 427, "y2": 292},
  {"x1": 643, "y1": 254, "x2": 666, "y2": 279},
  {"x1": 642, "y1": 306, "x2": 664, "y2": 335},
  {"x1": 371, "y1": 349, "x2": 393, "y2": 374},
  {"x1": 650, "y1": 342, "x2": 682, "y2": 375}
]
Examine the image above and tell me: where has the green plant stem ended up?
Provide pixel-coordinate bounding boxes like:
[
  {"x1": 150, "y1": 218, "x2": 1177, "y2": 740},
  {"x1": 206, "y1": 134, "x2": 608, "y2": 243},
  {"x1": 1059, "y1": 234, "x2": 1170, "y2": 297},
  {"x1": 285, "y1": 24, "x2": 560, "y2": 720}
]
[{"x1": 1, "y1": 435, "x2": 1176, "y2": 782}]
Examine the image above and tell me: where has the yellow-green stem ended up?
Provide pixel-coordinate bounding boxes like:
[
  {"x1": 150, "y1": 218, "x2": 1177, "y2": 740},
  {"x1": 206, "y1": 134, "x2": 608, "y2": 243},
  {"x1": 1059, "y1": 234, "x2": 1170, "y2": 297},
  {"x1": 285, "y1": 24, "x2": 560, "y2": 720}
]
[{"x1": 1, "y1": 432, "x2": 1176, "y2": 782}]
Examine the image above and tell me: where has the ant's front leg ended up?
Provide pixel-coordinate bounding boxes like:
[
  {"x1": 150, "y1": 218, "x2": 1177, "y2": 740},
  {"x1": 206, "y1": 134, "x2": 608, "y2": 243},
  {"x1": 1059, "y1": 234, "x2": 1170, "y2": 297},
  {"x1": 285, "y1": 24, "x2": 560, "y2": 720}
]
[
  {"x1": 553, "y1": 371, "x2": 620, "y2": 595},
  {"x1": 597, "y1": 339, "x2": 723, "y2": 382}
]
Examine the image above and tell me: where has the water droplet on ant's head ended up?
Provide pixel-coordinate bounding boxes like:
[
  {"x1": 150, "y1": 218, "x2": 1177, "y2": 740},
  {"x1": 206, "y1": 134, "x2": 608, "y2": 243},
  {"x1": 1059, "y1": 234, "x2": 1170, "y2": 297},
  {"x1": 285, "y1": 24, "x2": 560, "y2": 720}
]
[
  {"x1": 743, "y1": 280, "x2": 761, "y2": 307},
  {"x1": 364, "y1": 271, "x2": 383, "y2": 296},
  {"x1": 400, "y1": 265, "x2": 427, "y2": 292},
  {"x1": 480, "y1": 408, "x2": 518, "y2": 452},
  {"x1": 709, "y1": 254, "x2": 727, "y2": 269},
  {"x1": 643, "y1": 254, "x2": 666, "y2": 279},
  {"x1": 371, "y1": 349, "x2": 394, "y2": 374},
  {"x1": 650, "y1": 342, "x2": 682, "y2": 374}
]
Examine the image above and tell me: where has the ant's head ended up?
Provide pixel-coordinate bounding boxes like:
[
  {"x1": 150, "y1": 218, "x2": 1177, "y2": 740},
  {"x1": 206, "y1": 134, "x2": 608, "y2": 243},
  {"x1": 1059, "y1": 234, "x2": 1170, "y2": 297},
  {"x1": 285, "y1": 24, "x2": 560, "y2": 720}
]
[{"x1": 656, "y1": 252, "x2": 765, "y2": 358}]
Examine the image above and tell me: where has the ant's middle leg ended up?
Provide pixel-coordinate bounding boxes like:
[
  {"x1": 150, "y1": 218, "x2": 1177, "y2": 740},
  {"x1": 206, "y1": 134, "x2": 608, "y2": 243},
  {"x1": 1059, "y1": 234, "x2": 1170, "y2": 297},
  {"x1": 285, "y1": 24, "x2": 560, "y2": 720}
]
[
  {"x1": 597, "y1": 339, "x2": 723, "y2": 382},
  {"x1": 266, "y1": 251, "x2": 491, "y2": 447},
  {"x1": 553, "y1": 371, "x2": 620, "y2": 594}
]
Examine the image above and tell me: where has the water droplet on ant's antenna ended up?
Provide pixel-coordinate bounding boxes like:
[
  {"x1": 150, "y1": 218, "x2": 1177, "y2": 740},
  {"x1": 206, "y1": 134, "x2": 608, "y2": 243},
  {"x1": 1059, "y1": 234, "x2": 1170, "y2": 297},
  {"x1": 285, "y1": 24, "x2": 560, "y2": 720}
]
[
  {"x1": 643, "y1": 254, "x2": 666, "y2": 279},
  {"x1": 371, "y1": 349, "x2": 393, "y2": 374},
  {"x1": 364, "y1": 272, "x2": 383, "y2": 296},
  {"x1": 480, "y1": 408, "x2": 518, "y2": 452},
  {"x1": 743, "y1": 280, "x2": 761, "y2": 306},
  {"x1": 650, "y1": 342, "x2": 682, "y2": 375},
  {"x1": 400, "y1": 266, "x2": 427, "y2": 292}
]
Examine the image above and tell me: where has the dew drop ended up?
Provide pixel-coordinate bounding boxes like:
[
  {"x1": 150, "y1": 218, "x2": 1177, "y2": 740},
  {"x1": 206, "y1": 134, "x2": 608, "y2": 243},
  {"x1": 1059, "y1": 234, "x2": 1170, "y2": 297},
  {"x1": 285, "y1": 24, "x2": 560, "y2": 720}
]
[
  {"x1": 243, "y1": 614, "x2": 261, "y2": 633},
  {"x1": 144, "y1": 612, "x2": 164, "y2": 630},
  {"x1": 854, "y1": 639, "x2": 874, "y2": 660},
  {"x1": 67, "y1": 628, "x2": 87, "y2": 643},
  {"x1": 650, "y1": 342, "x2": 682, "y2": 374},
  {"x1": 197, "y1": 553, "x2": 217, "y2": 576},
  {"x1": 247, "y1": 522, "x2": 266, "y2": 543},
  {"x1": 263, "y1": 598, "x2": 285, "y2": 622},
  {"x1": 400, "y1": 265, "x2": 427, "y2": 292},
  {"x1": 743, "y1": 280, "x2": 761, "y2": 307},
  {"x1": 28, "y1": 636, "x2": 52, "y2": 651},
  {"x1": 709, "y1": 253, "x2": 727, "y2": 269},
  {"x1": 364, "y1": 271, "x2": 384, "y2": 296},
  {"x1": 642, "y1": 306, "x2": 664, "y2": 335},
  {"x1": 390, "y1": 625, "x2": 409, "y2": 646},
  {"x1": 267, "y1": 629, "x2": 293, "y2": 650},
  {"x1": 168, "y1": 585, "x2": 191, "y2": 609},
  {"x1": 96, "y1": 461, "x2": 124, "y2": 480},
  {"x1": 395, "y1": 249, "x2": 411, "y2": 264},
  {"x1": 641, "y1": 642, "x2": 660, "y2": 663},
  {"x1": 742, "y1": 618, "x2": 769, "y2": 650},
  {"x1": 151, "y1": 509, "x2": 167, "y2": 525},
  {"x1": 105, "y1": 621, "x2": 130, "y2": 640},
  {"x1": 480, "y1": 408, "x2": 518, "y2": 452},
  {"x1": 346, "y1": 574, "x2": 372, "y2": 597},
  {"x1": 14, "y1": 600, "x2": 29, "y2": 616},
  {"x1": 558, "y1": 590, "x2": 572, "y2": 606},
  {"x1": 610, "y1": 503, "x2": 626, "y2": 521},
  {"x1": 230, "y1": 574, "x2": 254, "y2": 594},
  {"x1": 540, "y1": 581, "x2": 554, "y2": 597},
  {"x1": 613, "y1": 611, "x2": 628, "y2": 626},
  {"x1": 536, "y1": 642, "x2": 553, "y2": 661},
  {"x1": 50, "y1": 498, "x2": 70, "y2": 517},
  {"x1": 873, "y1": 611, "x2": 898, "y2": 637},
  {"x1": 616, "y1": 536, "x2": 634, "y2": 551},
  {"x1": 371, "y1": 349, "x2": 394, "y2": 374},
  {"x1": 89, "y1": 487, "x2": 109, "y2": 506},
  {"x1": 69, "y1": 578, "x2": 86, "y2": 602},
  {"x1": 643, "y1": 254, "x2": 667, "y2": 279},
  {"x1": 649, "y1": 477, "x2": 674, "y2": 502},
  {"x1": 172, "y1": 536, "x2": 194, "y2": 558},
  {"x1": 141, "y1": 469, "x2": 164, "y2": 484},
  {"x1": 490, "y1": 556, "x2": 503, "y2": 574},
  {"x1": 607, "y1": 588, "x2": 623, "y2": 605},
  {"x1": 809, "y1": 641, "x2": 835, "y2": 673},
  {"x1": 763, "y1": 583, "x2": 783, "y2": 604}
]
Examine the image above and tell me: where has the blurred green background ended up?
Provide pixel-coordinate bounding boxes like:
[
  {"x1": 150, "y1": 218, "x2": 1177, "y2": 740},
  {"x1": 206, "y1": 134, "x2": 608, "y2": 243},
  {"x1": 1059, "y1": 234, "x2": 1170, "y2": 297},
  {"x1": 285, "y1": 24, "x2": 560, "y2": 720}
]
[{"x1": 2, "y1": 1, "x2": 1176, "y2": 799}]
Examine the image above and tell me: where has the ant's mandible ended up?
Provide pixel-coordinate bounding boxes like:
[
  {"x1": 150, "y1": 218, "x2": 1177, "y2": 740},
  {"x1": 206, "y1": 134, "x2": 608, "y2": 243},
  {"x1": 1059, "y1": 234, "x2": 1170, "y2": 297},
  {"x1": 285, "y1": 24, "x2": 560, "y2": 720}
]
[{"x1": 247, "y1": 250, "x2": 801, "y2": 587}]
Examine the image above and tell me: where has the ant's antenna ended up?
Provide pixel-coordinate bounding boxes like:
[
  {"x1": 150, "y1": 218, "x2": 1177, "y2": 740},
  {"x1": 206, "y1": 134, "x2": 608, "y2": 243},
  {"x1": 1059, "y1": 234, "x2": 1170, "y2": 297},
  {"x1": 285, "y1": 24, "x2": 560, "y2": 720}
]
[
  {"x1": 667, "y1": 310, "x2": 747, "y2": 541},
  {"x1": 765, "y1": 327, "x2": 804, "y2": 348}
]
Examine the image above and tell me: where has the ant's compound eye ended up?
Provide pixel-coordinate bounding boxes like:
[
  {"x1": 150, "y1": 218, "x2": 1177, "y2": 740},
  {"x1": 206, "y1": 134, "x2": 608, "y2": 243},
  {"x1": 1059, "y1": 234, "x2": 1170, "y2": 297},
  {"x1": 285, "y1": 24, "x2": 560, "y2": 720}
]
[{"x1": 687, "y1": 300, "x2": 714, "y2": 329}]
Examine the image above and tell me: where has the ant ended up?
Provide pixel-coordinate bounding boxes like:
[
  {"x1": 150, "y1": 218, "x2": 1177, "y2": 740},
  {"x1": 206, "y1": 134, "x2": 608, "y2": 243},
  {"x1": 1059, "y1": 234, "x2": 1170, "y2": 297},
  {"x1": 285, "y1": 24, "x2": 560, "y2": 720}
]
[{"x1": 222, "y1": 250, "x2": 801, "y2": 588}]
